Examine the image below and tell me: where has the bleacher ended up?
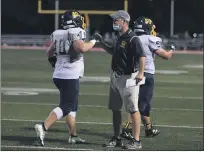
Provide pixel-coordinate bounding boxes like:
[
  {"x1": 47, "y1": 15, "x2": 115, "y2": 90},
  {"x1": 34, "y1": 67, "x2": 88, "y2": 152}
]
[{"x1": 1, "y1": 34, "x2": 203, "y2": 51}]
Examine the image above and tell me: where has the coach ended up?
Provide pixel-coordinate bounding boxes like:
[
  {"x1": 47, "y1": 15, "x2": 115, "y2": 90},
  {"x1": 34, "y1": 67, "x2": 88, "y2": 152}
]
[{"x1": 95, "y1": 10, "x2": 146, "y2": 150}]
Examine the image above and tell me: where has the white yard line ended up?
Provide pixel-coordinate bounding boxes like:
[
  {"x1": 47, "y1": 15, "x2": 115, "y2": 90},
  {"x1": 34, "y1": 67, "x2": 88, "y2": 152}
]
[
  {"x1": 1, "y1": 87, "x2": 203, "y2": 100},
  {"x1": 1, "y1": 118, "x2": 203, "y2": 129},
  {"x1": 1, "y1": 101, "x2": 203, "y2": 112},
  {"x1": 1, "y1": 145, "x2": 93, "y2": 151}
]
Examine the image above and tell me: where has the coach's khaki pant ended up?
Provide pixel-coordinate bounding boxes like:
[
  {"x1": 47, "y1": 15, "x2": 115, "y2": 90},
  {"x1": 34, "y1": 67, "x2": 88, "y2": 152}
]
[{"x1": 108, "y1": 71, "x2": 140, "y2": 113}]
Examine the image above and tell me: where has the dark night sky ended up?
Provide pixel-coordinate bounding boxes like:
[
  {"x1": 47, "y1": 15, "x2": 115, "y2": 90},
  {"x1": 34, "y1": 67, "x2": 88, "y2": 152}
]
[{"x1": 1, "y1": 0, "x2": 204, "y2": 36}]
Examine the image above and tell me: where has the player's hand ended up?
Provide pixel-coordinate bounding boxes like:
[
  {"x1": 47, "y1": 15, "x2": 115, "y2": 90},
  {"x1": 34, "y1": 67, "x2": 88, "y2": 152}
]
[
  {"x1": 89, "y1": 39, "x2": 97, "y2": 45},
  {"x1": 94, "y1": 33, "x2": 103, "y2": 42},
  {"x1": 135, "y1": 72, "x2": 144, "y2": 85},
  {"x1": 170, "y1": 44, "x2": 175, "y2": 52},
  {"x1": 48, "y1": 56, "x2": 57, "y2": 68}
]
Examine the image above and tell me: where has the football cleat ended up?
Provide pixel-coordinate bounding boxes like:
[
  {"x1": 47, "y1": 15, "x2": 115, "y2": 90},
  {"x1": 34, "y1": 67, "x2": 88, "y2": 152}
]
[
  {"x1": 34, "y1": 124, "x2": 46, "y2": 146},
  {"x1": 120, "y1": 128, "x2": 133, "y2": 140},
  {"x1": 103, "y1": 136, "x2": 124, "y2": 148},
  {"x1": 145, "y1": 127, "x2": 160, "y2": 137},
  {"x1": 68, "y1": 135, "x2": 86, "y2": 144},
  {"x1": 123, "y1": 138, "x2": 142, "y2": 150}
]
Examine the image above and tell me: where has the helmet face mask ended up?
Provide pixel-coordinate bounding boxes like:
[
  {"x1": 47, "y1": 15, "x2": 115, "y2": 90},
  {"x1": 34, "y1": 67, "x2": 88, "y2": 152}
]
[
  {"x1": 134, "y1": 16, "x2": 156, "y2": 36},
  {"x1": 61, "y1": 10, "x2": 86, "y2": 30}
]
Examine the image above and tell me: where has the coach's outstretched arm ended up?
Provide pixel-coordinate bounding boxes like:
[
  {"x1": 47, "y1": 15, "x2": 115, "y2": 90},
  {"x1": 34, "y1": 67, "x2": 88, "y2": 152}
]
[
  {"x1": 73, "y1": 39, "x2": 97, "y2": 53},
  {"x1": 93, "y1": 33, "x2": 114, "y2": 55}
]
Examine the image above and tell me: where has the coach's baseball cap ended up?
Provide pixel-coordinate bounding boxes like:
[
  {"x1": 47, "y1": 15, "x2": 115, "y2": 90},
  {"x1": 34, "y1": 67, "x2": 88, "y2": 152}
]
[{"x1": 110, "y1": 10, "x2": 130, "y2": 22}]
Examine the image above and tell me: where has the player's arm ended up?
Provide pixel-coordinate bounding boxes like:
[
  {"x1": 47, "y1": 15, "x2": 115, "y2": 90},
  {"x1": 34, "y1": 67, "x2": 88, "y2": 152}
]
[
  {"x1": 47, "y1": 33, "x2": 57, "y2": 67},
  {"x1": 132, "y1": 37, "x2": 146, "y2": 82},
  {"x1": 46, "y1": 42, "x2": 55, "y2": 58},
  {"x1": 154, "y1": 46, "x2": 175, "y2": 60},
  {"x1": 73, "y1": 39, "x2": 96, "y2": 53},
  {"x1": 149, "y1": 36, "x2": 175, "y2": 60},
  {"x1": 47, "y1": 42, "x2": 56, "y2": 68},
  {"x1": 69, "y1": 30, "x2": 96, "y2": 53},
  {"x1": 94, "y1": 33, "x2": 114, "y2": 55}
]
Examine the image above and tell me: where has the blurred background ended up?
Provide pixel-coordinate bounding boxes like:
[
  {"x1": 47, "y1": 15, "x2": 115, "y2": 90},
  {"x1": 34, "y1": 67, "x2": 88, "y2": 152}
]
[{"x1": 1, "y1": 0, "x2": 204, "y2": 51}]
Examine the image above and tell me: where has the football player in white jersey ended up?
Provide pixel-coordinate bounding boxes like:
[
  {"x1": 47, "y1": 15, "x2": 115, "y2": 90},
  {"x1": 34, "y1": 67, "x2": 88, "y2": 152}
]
[
  {"x1": 121, "y1": 16, "x2": 175, "y2": 139},
  {"x1": 34, "y1": 10, "x2": 97, "y2": 146}
]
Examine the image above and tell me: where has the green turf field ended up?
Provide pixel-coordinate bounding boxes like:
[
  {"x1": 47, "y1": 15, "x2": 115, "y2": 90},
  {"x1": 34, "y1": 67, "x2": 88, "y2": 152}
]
[{"x1": 1, "y1": 49, "x2": 203, "y2": 151}]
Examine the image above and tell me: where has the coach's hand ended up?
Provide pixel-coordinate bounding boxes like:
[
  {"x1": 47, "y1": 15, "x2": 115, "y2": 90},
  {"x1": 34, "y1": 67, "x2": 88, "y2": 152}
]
[
  {"x1": 135, "y1": 72, "x2": 144, "y2": 85},
  {"x1": 94, "y1": 33, "x2": 103, "y2": 42}
]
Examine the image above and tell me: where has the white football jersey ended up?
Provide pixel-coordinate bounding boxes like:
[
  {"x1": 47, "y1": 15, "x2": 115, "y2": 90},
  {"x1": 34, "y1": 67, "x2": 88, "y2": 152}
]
[
  {"x1": 137, "y1": 35, "x2": 162, "y2": 74},
  {"x1": 51, "y1": 27, "x2": 86, "y2": 79}
]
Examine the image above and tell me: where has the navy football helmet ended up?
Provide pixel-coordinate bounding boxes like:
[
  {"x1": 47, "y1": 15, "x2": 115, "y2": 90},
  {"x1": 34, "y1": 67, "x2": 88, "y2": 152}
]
[
  {"x1": 61, "y1": 10, "x2": 86, "y2": 29},
  {"x1": 134, "y1": 16, "x2": 156, "y2": 36}
]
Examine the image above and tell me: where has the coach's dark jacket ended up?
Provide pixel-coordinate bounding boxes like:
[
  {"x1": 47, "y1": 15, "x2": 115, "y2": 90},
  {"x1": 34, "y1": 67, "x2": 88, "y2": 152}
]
[{"x1": 102, "y1": 29, "x2": 146, "y2": 75}]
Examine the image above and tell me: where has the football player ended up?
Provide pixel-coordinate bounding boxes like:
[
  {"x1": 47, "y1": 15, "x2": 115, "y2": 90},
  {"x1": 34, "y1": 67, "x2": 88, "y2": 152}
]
[
  {"x1": 34, "y1": 10, "x2": 97, "y2": 146},
  {"x1": 121, "y1": 16, "x2": 175, "y2": 139}
]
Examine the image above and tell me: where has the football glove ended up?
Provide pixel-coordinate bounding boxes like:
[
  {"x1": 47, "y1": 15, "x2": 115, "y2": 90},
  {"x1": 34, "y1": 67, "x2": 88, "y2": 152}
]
[
  {"x1": 93, "y1": 33, "x2": 103, "y2": 42},
  {"x1": 48, "y1": 56, "x2": 57, "y2": 68}
]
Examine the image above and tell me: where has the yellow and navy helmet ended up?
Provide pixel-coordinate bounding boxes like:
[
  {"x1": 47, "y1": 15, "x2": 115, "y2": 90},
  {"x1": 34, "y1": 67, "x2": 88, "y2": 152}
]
[
  {"x1": 61, "y1": 10, "x2": 86, "y2": 30},
  {"x1": 134, "y1": 16, "x2": 156, "y2": 36}
]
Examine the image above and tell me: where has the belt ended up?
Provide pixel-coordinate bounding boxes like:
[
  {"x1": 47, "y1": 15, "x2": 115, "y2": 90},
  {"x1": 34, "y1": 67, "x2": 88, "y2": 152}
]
[{"x1": 114, "y1": 70, "x2": 138, "y2": 76}]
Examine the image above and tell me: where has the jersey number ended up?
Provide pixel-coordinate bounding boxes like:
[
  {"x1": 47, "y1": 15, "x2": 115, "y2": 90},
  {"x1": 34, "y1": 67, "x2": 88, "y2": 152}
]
[{"x1": 54, "y1": 39, "x2": 70, "y2": 55}]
